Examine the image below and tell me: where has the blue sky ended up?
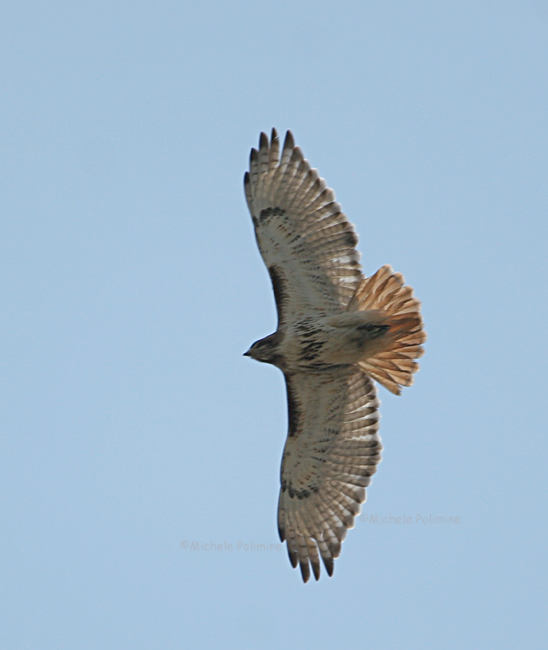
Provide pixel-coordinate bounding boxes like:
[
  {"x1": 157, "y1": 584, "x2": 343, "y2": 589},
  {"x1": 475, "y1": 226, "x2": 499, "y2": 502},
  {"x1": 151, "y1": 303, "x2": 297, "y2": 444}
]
[{"x1": 2, "y1": 1, "x2": 547, "y2": 648}]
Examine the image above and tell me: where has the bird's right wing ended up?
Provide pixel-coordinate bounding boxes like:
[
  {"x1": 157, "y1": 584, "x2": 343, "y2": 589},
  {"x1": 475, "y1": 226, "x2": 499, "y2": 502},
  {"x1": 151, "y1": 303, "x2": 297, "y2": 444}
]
[
  {"x1": 244, "y1": 130, "x2": 363, "y2": 327},
  {"x1": 278, "y1": 368, "x2": 382, "y2": 582}
]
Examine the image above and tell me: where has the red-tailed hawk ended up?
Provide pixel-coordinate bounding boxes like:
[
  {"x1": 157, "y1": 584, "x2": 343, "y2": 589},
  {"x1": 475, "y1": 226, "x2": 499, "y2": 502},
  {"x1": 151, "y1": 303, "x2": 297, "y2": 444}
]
[{"x1": 243, "y1": 130, "x2": 426, "y2": 582}]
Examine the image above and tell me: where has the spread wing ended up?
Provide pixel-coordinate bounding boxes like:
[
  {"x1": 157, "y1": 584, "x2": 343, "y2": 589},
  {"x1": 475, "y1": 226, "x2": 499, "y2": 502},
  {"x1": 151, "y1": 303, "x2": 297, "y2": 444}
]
[
  {"x1": 278, "y1": 368, "x2": 382, "y2": 582},
  {"x1": 244, "y1": 129, "x2": 363, "y2": 326}
]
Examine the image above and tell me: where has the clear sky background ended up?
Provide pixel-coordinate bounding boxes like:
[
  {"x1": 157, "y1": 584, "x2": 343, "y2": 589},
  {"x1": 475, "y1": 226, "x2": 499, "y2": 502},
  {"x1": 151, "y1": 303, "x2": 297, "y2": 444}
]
[{"x1": 2, "y1": 1, "x2": 547, "y2": 648}]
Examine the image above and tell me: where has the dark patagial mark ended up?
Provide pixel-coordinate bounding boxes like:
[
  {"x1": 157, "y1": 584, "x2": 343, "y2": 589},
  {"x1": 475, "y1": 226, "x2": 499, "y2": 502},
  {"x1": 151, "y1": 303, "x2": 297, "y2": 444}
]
[
  {"x1": 284, "y1": 375, "x2": 301, "y2": 438},
  {"x1": 268, "y1": 264, "x2": 288, "y2": 326}
]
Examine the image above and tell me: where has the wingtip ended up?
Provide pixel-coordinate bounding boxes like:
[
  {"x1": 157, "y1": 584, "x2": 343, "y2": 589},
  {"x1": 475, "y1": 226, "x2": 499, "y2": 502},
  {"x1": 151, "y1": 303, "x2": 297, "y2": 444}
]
[
  {"x1": 284, "y1": 130, "x2": 295, "y2": 151},
  {"x1": 287, "y1": 544, "x2": 298, "y2": 569},
  {"x1": 299, "y1": 561, "x2": 311, "y2": 583},
  {"x1": 322, "y1": 555, "x2": 334, "y2": 577},
  {"x1": 311, "y1": 561, "x2": 321, "y2": 581}
]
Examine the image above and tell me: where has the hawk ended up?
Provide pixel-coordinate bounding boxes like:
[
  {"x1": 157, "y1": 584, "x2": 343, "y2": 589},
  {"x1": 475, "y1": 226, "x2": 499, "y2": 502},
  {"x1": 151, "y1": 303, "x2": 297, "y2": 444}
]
[{"x1": 243, "y1": 130, "x2": 426, "y2": 582}]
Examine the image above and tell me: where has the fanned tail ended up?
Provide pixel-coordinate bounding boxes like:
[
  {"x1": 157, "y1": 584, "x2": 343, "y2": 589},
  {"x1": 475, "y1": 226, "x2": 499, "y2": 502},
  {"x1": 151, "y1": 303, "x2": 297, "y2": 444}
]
[{"x1": 347, "y1": 265, "x2": 426, "y2": 395}]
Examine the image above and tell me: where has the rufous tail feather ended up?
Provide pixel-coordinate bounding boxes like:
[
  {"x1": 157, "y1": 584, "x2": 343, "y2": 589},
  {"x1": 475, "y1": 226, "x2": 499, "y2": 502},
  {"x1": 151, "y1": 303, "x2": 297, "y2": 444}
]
[{"x1": 347, "y1": 265, "x2": 426, "y2": 395}]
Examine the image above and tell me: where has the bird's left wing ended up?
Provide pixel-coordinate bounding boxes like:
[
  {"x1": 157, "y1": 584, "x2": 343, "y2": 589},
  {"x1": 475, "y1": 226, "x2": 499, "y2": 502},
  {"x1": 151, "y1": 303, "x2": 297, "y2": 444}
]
[
  {"x1": 244, "y1": 129, "x2": 363, "y2": 327},
  {"x1": 278, "y1": 368, "x2": 382, "y2": 582}
]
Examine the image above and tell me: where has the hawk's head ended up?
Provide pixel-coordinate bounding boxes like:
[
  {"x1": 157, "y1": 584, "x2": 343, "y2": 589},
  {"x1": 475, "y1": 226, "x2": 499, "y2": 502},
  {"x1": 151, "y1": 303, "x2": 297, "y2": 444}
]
[{"x1": 244, "y1": 332, "x2": 283, "y2": 366}]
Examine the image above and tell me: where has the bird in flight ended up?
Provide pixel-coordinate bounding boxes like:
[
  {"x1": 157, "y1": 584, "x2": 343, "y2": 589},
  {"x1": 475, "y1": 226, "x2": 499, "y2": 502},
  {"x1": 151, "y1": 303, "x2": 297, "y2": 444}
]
[{"x1": 243, "y1": 130, "x2": 426, "y2": 582}]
